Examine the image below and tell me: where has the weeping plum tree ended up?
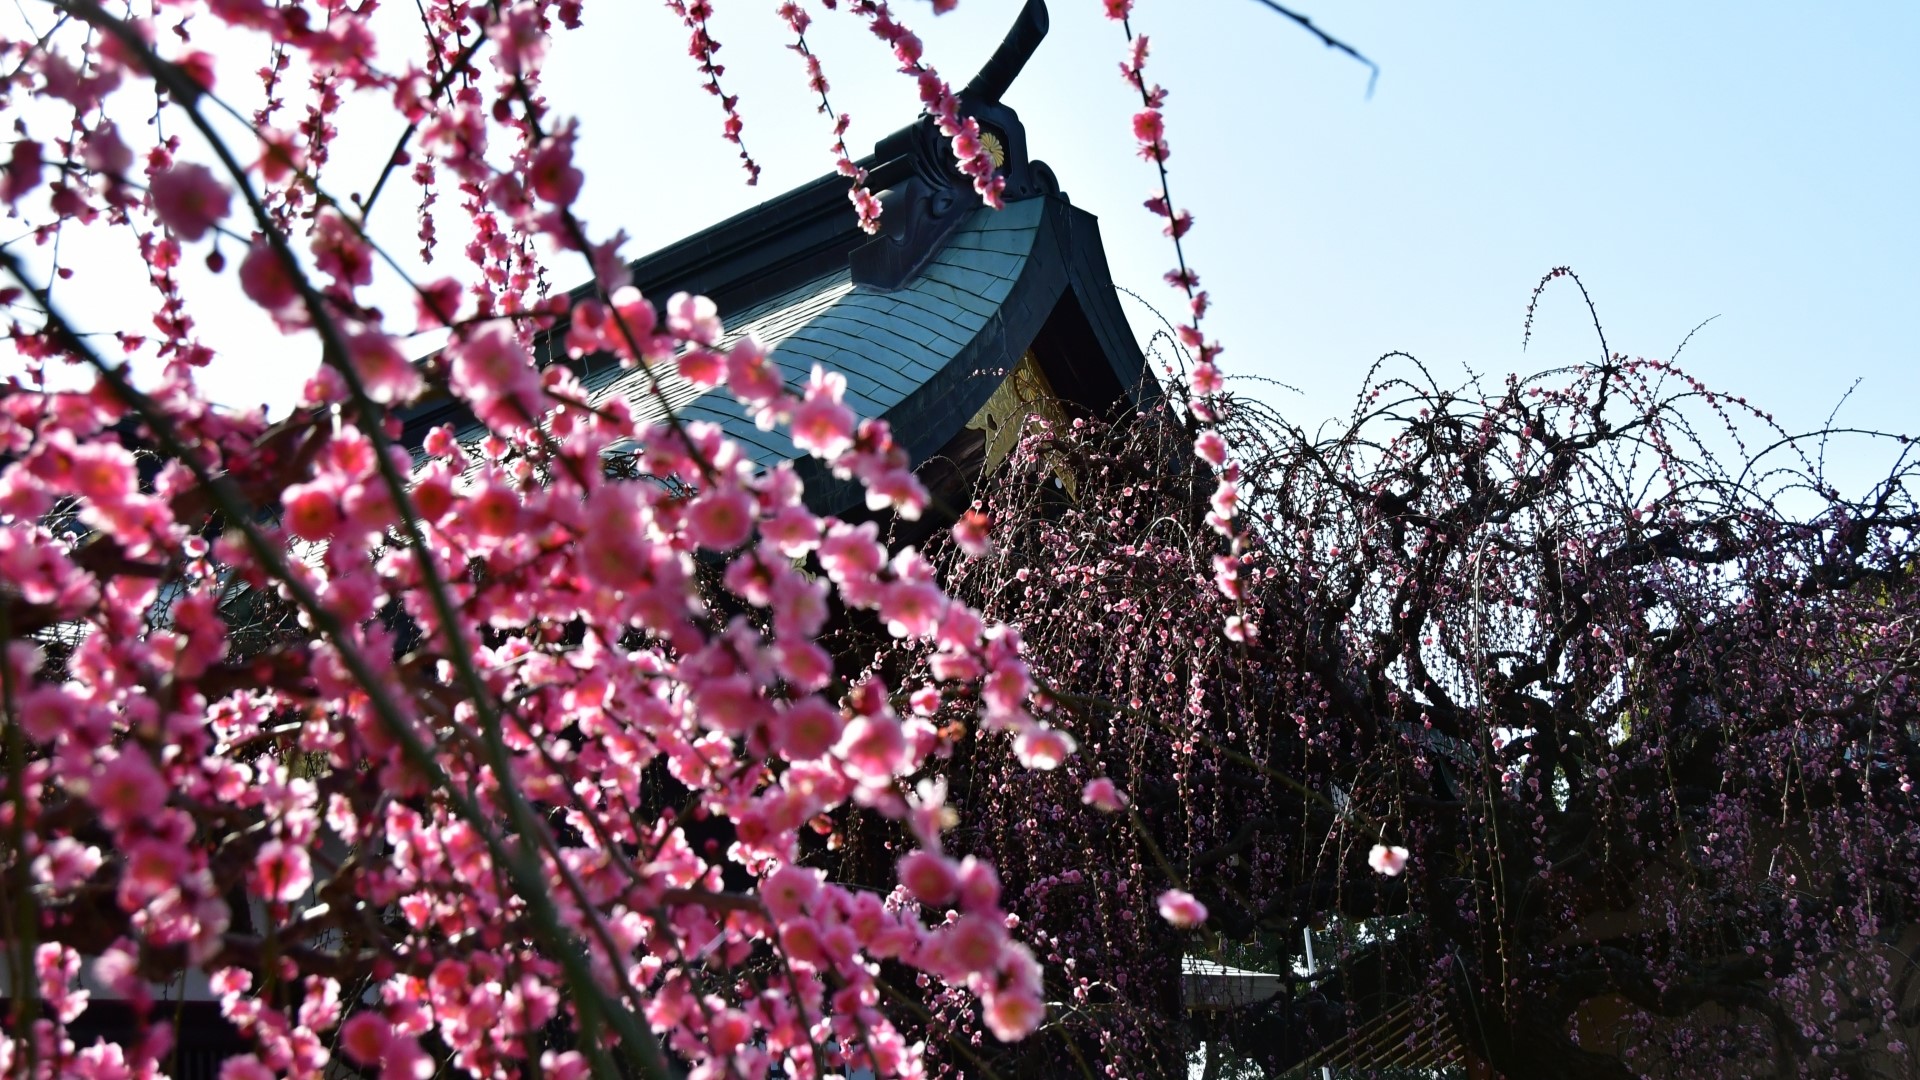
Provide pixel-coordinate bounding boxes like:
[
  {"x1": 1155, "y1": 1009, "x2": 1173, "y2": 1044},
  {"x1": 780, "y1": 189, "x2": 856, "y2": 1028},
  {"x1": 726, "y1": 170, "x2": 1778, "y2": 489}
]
[
  {"x1": 935, "y1": 280, "x2": 1920, "y2": 1077},
  {"x1": 0, "y1": 1, "x2": 1269, "y2": 1077}
]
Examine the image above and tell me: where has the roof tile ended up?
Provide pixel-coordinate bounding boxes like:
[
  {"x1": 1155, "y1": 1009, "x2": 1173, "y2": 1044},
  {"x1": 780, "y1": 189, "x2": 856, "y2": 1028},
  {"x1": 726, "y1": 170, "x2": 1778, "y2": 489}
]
[{"x1": 582, "y1": 203, "x2": 1038, "y2": 469}]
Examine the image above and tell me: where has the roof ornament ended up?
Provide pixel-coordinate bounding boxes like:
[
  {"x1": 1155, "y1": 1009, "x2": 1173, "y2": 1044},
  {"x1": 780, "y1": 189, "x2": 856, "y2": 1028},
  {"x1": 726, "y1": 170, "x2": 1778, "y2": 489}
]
[
  {"x1": 961, "y1": 0, "x2": 1050, "y2": 106},
  {"x1": 850, "y1": 0, "x2": 1058, "y2": 291}
]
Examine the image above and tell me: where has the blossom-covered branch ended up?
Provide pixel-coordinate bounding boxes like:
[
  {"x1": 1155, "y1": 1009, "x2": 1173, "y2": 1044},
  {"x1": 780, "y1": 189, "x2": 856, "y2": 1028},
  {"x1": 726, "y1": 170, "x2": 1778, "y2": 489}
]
[{"x1": 0, "y1": 4, "x2": 1085, "y2": 1078}]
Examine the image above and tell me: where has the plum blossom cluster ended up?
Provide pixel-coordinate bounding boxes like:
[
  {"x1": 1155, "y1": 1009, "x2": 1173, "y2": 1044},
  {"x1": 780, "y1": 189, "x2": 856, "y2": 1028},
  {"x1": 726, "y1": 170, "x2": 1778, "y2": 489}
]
[
  {"x1": 845, "y1": 0, "x2": 1005, "y2": 208},
  {"x1": 777, "y1": 2, "x2": 883, "y2": 233},
  {"x1": 1102, "y1": 4, "x2": 1253, "y2": 668},
  {"x1": 0, "y1": 2, "x2": 1087, "y2": 1077},
  {"x1": 664, "y1": 0, "x2": 763, "y2": 186},
  {"x1": 1366, "y1": 843, "x2": 1408, "y2": 877},
  {"x1": 913, "y1": 409, "x2": 1287, "y2": 1072}
]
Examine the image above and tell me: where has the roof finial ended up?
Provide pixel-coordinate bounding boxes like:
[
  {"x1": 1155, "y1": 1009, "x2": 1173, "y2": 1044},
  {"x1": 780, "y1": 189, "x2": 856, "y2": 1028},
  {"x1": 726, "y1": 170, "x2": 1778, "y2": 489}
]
[{"x1": 961, "y1": 0, "x2": 1049, "y2": 106}]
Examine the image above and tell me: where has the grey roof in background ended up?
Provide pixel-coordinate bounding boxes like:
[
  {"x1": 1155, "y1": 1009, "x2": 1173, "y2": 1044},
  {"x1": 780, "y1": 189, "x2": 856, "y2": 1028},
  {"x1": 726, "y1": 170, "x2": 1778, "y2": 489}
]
[{"x1": 585, "y1": 198, "x2": 1046, "y2": 470}]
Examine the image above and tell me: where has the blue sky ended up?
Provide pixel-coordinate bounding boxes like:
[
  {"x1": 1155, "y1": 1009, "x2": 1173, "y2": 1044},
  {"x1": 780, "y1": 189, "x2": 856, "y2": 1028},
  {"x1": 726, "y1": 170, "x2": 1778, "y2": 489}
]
[
  {"x1": 12, "y1": 1, "x2": 1915, "y2": 492},
  {"x1": 535, "y1": 1, "x2": 1918, "y2": 491}
]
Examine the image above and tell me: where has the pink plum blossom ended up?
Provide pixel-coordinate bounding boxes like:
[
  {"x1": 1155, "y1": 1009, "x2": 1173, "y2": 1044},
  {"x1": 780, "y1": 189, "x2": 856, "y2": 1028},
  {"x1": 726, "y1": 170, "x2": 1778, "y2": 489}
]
[
  {"x1": 1081, "y1": 778, "x2": 1129, "y2": 813},
  {"x1": 254, "y1": 839, "x2": 314, "y2": 901},
  {"x1": 239, "y1": 239, "x2": 299, "y2": 313},
  {"x1": 1013, "y1": 726, "x2": 1076, "y2": 770},
  {"x1": 837, "y1": 714, "x2": 909, "y2": 782},
  {"x1": 1157, "y1": 889, "x2": 1208, "y2": 929},
  {"x1": 90, "y1": 750, "x2": 165, "y2": 829},
  {"x1": 148, "y1": 162, "x2": 231, "y2": 241},
  {"x1": 668, "y1": 291, "x2": 722, "y2": 344},
  {"x1": 1369, "y1": 844, "x2": 1410, "y2": 877},
  {"x1": 791, "y1": 366, "x2": 858, "y2": 460},
  {"x1": 685, "y1": 487, "x2": 756, "y2": 551},
  {"x1": 772, "y1": 698, "x2": 843, "y2": 762},
  {"x1": 339, "y1": 1012, "x2": 393, "y2": 1067},
  {"x1": 1194, "y1": 429, "x2": 1228, "y2": 466},
  {"x1": 951, "y1": 510, "x2": 993, "y2": 557},
  {"x1": 898, "y1": 850, "x2": 960, "y2": 906}
]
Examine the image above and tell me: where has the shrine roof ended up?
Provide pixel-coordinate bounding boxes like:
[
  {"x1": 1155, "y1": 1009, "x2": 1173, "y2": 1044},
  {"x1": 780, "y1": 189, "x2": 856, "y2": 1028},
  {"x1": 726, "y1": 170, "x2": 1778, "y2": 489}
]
[
  {"x1": 579, "y1": 198, "x2": 1045, "y2": 470},
  {"x1": 399, "y1": 0, "x2": 1150, "y2": 513}
]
